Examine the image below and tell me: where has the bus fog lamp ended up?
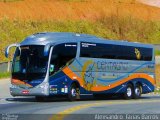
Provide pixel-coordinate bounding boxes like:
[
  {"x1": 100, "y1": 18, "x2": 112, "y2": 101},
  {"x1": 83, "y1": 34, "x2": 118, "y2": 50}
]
[{"x1": 10, "y1": 84, "x2": 18, "y2": 89}]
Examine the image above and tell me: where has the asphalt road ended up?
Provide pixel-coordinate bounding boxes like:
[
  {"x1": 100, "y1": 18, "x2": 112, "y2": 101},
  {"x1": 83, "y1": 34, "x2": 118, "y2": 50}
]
[{"x1": 0, "y1": 79, "x2": 160, "y2": 120}]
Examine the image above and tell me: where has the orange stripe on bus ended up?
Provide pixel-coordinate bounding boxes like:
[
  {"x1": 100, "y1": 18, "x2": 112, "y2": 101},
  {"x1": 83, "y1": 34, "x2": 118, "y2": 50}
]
[
  {"x1": 12, "y1": 79, "x2": 33, "y2": 87},
  {"x1": 63, "y1": 67, "x2": 84, "y2": 85},
  {"x1": 63, "y1": 67, "x2": 155, "y2": 92},
  {"x1": 92, "y1": 73, "x2": 155, "y2": 91}
]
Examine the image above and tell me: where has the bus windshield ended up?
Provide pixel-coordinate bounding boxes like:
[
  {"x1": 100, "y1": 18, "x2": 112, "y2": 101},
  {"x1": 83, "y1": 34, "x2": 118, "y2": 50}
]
[{"x1": 12, "y1": 45, "x2": 48, "y2": 81}]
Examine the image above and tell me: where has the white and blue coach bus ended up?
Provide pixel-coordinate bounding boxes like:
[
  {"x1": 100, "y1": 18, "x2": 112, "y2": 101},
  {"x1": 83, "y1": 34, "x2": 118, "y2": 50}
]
[{"x1": 5, "y1": 32, "x2": 155, "y2": 101}]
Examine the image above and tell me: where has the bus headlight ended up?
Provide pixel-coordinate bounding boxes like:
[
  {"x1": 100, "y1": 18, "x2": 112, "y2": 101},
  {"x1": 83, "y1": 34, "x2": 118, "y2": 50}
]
[{"x1": 10, "y1": 84, "x2": 18, "y2": 89}]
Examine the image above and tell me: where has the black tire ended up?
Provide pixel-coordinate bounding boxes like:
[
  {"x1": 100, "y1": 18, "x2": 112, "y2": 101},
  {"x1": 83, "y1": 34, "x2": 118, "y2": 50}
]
[
  {"x1": 68, "y1": 84, "x2": 80, "y2": 101},
  {"x1": 123, "y1": 84, "x2": 134, "y2": 99},
  {"x1": 133, "y1": 84, "x2": 142, "y2": 99}
]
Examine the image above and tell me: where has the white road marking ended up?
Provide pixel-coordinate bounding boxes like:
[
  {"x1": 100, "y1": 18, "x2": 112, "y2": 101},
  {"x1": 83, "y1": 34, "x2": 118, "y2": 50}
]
[{"x1": 0, "y1": 98, "x2": 15, "y2": 104}]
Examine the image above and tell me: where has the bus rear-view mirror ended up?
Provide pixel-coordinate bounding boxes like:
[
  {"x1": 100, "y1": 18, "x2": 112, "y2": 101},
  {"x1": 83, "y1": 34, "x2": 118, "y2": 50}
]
[{"x1": 5, "y1": 43, "x2": 20, "y2": 58}]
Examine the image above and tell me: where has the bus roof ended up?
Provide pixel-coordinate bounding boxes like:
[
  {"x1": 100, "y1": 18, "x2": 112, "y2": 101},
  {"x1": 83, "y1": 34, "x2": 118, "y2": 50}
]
[{"x1": 20, "y1": 32, "x2": 153, "y2": 48}]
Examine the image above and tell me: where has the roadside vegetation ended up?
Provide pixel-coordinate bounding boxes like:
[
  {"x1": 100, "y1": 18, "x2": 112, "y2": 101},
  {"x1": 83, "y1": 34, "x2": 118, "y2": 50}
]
[
  {"x1": 0, "y1": 72, "x2": 10, "y2": 79},
  {"x1": 156, "y1": 65, "x2": 160, "y2": 86},
  {"x1": 0, "y1": 0, "x2": 160, "y2": 62},
  {"x1": 1, "y1": 16, "x2": 160, "y2": 62},
  {"x1": 155, "y1": 50, "x2": 160, "y2": 56}
]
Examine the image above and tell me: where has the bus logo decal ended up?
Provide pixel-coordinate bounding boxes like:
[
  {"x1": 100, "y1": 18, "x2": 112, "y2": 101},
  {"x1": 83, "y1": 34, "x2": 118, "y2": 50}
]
[{"x1": 135, "y1": 48, "x2": 141, "y2": 60}]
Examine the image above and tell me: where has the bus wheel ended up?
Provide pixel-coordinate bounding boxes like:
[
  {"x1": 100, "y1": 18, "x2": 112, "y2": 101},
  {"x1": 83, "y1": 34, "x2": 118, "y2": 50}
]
[
  {"x1": 123, "y1": 84, "x2": 133, "y2": 99},
  {"x1": 133, "y1": 84, "x2": 142, "y2": 99},
  {"x1": 68, "y1": 84, "x2": 80, "y2": 101}
]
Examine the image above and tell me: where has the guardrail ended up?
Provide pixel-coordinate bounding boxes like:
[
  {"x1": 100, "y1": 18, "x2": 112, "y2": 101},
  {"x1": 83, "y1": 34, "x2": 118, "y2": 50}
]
[{"x1": 0, "y1": 62, "x2": 12, "y2": 73}]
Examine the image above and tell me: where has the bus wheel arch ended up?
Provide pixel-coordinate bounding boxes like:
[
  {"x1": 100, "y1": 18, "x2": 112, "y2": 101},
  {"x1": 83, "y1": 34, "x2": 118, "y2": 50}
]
[
  {"x1": 68, "y1": 81, "x2": 80, "y2": 101},
  {"x1": 133, "y1": 82, "x2": 142, "y2": 99}
]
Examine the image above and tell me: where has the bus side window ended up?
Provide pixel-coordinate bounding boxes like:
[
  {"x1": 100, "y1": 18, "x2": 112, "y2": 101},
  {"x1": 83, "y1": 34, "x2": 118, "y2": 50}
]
[{"x1": 50, "y1": 43, "x2": 77, "y2": 76}]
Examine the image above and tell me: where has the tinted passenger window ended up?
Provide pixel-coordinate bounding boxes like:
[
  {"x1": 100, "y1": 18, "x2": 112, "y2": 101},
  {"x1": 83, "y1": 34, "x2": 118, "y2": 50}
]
[{"x1": 80, "y1": 42, "x2": 152, "y2": 61}]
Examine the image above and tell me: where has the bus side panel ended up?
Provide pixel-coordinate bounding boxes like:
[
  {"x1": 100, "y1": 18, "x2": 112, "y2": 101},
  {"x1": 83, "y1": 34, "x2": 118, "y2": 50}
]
[
  {"x1": 77, "y1": 78, "x2": 155, "y2": 95},
  {"x1": 49, "y1": 71, "x2": 72, "y2": 96},
  {"x1": 48, "y1": 71, "x2": 88, "y2": 96},
  {"x1": 63, "y1": 58, "x2": 155, "y2": 95}
]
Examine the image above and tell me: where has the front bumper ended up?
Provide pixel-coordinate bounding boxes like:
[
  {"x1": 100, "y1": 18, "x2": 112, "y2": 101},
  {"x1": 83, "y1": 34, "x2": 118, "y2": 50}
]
[{"x1": 10, "y1": 83, "x2": 49, "y2": 96}]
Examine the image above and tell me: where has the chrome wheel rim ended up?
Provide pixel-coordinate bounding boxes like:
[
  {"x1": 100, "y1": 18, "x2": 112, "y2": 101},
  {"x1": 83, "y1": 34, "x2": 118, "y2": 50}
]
[
  {"x1": 127, "y1": 87, "x2": 132, "y2": 97},
  {"x1": 71, "y1": 88, "x2": 76, "y2": 97},
  {"x1": 135, "y1": 87, "x2": 140, "y2": 96}
]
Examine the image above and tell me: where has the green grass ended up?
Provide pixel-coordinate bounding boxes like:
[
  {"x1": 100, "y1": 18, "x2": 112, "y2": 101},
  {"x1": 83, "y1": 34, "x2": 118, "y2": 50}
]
[
  {"x1": 155, "y1": 50, "x2": 160, "y2": 56},
  {"x1": 1, "y1": 15, "x2": 160, "y2": 62},
  {"x1": 154, "y1": 87, "x2": 160, "y2": 94},
  {"x1": 0, "y1": 72, "x2": 11, "y2": 79}
]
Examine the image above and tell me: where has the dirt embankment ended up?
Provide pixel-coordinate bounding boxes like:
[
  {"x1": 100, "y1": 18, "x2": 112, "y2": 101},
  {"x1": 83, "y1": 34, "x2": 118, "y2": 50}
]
[{"x1": 0, "y1": 0, "x2": 160, "y2": 21}]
